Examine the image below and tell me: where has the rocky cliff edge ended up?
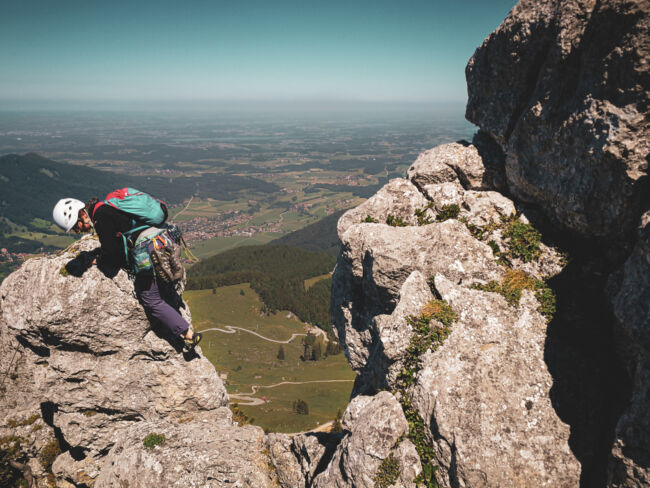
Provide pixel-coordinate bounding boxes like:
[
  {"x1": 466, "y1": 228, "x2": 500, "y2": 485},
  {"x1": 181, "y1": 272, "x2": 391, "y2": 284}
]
[
  {"x1": 0, "y1": 237, "x2": 275, "y2": 487},
  {"x1": 1, "y1": 0, "x2": 648, "y2": 487}
]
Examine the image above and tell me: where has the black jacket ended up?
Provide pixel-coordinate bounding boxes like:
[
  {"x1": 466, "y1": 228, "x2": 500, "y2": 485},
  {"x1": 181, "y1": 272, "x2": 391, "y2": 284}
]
[{"x1": 90, "y1": 203, "x2": 145, "y2": 269}]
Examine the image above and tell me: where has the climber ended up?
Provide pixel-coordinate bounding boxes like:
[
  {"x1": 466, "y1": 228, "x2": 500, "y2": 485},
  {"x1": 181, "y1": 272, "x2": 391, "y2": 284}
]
[{"x1": 52, "y1": 196, "x2": 202, "y2": 350}]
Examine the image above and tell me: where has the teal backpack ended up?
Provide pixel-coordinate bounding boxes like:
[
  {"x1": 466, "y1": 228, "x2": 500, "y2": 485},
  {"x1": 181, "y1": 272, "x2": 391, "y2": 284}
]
[{"x1": 92, "y1": 188, "x2": 169, "y2": 274}]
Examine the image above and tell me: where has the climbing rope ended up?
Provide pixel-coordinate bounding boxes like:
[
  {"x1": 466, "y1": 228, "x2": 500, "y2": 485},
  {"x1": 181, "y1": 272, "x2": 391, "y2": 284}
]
[{"x1": 181, "y1": 236, "x2": 200, "y2": 263}]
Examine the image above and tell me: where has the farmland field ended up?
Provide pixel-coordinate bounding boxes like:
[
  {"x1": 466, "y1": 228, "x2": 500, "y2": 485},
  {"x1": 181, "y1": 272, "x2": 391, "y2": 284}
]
[{"x1": 185, "y1": 284, "x2": 355, "y2": 433}]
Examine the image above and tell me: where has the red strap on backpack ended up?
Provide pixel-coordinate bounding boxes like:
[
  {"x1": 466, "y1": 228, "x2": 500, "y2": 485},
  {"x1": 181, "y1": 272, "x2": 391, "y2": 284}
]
[{"x1": 91, "y1": 188, "x2": 131, "y2": 222}]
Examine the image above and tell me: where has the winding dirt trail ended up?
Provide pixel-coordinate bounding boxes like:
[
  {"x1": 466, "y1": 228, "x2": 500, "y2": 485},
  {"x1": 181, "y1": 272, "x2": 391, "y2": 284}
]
[
  {"x1": 200, "y1": 326, "x2": 306, "y2": 344},
  {"x1": 229, "y1": 379, "x2": 354, "y2": 406},
  {"x1": 200, "y1": 324, "x2": 328, "y2": 344},
  {"x1": 201, "y1": 325, "x2": 338, "y2": 406}
]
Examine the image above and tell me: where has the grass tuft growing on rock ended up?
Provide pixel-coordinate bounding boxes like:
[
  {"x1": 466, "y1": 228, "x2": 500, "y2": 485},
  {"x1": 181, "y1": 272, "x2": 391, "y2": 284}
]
[
  {"x1": 414, "y1": 462, "x2": 440, "y2": 488},
  {"x1": 414, "y1": 202, "x2": 434, "y2": 226},
  {"x1": 386, "y1": 215, "x2": 408, "y2": 227},
  {"x1": 460, "y1": 214, "x2": 545, "y2": 264},
  {"x1": 503, "y1": 219, "x2": 541, "y2": 262},
  {"x1": 397, "y1": 303, "x2": 456, "y2": 388},
  {"x1": 533, "y1": 284, "x2": 556, "y2": 320},
  {"x1": 7, "y1": 414, "x2": 39, "y2": 428},
  {"x1": 39, "y1": 439, "x2": 61, "y2": 472},
  {"x1": 142, "y1": 433, "x2": 166, "y2": 449},
  {"x1": 435, "y1": 204, "x2": 460, "y2": 222},
  {"x1": 374, "y1": 453, "x2": 401, "y2": 488},
  {"x1": 362, "y1": 215, "x2": 379, "y2": 223},
  {"x1": 471, "y1": 269, "x2": 556, "y2": 321},
  {"x1": 487, "y1": 240, "x2": 500, "y2": 255},
  {"x1": 391, "y1": 299, "x2": 458, "y2": 488},
  {"x1": 420, "y1": 300, "x2": 458, "y2": 328}
]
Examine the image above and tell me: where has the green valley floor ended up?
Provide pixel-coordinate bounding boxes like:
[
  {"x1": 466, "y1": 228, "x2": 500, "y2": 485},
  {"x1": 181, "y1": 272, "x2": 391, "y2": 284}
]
[{"x1": 185, "y1": 283, "x2": 355, "y2": 433}]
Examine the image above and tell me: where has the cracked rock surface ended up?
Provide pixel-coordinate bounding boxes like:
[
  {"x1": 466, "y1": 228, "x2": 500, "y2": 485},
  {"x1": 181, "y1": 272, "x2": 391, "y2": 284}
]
[
  {"x1": 331, "y1": 147, "x2": 577, "y2": 485},
  {"x1": 94, "y1": 408, "x2": 274, "y2": 488},
  {"x1": 466, "y1": 0, "x2": 649, "y2": 244},
  {"x1": 312, "y1": 391, "x2": 421, "y2": 488},
  {"x1": 0, "y1": 236, "x2": 233, "y2": 487}
]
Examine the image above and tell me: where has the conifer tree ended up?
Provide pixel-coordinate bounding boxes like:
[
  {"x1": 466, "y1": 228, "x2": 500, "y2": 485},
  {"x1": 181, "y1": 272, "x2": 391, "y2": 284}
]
[
  {"x1": 311, "y1": 341, "x2": 322, "y2": 361},
  {"x1": 332, "y1": 408, "x2": 343, "y2": 433}
]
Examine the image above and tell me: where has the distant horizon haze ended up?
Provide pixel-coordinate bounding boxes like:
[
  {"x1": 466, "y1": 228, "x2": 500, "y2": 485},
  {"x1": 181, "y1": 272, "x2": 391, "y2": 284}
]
[
  {"x1": 1, "y1": 0, "x2": 517, "y2": 109},
  {"x1": 0, "y1": 98, "x2": 468, "y2": 113}
]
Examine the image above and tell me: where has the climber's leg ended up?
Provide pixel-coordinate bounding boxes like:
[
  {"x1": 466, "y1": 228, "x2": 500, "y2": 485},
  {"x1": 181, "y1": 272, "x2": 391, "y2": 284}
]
[{"x1": 135, "y1": 273, "x2": 190, "y2": 337}]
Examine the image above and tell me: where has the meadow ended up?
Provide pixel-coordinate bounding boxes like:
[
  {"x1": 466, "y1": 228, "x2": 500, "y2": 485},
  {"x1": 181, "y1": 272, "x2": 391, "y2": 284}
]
[{"x1": 185, "y1": 283, "x2": 355, "y2": 433}]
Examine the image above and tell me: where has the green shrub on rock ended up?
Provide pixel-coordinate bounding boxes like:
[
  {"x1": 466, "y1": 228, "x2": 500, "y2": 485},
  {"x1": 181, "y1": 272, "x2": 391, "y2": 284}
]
[
  {"x1": 386, "y1": 215, "x2": 408, "y2": 227},
  {"x1": 503, "y1": 219, "x2": 541, "y2": 262},
  {"x1": 471, "y1": 269, "x2": 556, "y2": 322},
  {"x1": 142, "y1": 433, "x2": 166, "y2": 449},
  {"x1": 374, "y1": 453, "x2": 400, "y2": 488},
  {"x1": 435, "y1": 204, "x2": 460, "y2": 222}
]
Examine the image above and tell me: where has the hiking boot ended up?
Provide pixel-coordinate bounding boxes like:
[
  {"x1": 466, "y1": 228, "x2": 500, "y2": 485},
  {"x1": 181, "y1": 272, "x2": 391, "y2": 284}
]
[{"x1": 184, "y1": 332, "x2": 202, "y2": 350}]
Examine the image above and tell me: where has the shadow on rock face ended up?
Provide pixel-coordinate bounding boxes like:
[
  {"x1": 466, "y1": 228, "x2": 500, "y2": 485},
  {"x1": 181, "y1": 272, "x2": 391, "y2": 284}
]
[
  {"x1": 40, "y1": 401, "x2": 86, "y2": 462},
  {"x1": 544, "y1": 253, "x2": 632, "y2": 488},
  {"x1": 64, "y1": 250, "x2": 119, "y2": 279}
]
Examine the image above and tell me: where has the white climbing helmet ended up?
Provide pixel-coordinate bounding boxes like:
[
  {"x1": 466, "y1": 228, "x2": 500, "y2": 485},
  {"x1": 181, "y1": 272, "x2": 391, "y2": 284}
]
[{"x1": 52, "y1": 198, "x2": 85, "y2": 232}]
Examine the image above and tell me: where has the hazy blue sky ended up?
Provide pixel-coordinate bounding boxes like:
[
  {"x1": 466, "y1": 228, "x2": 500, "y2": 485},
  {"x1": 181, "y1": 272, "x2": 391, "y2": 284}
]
[{"x1": 1, "y1": 0, "x2": 516, "y2": 107}]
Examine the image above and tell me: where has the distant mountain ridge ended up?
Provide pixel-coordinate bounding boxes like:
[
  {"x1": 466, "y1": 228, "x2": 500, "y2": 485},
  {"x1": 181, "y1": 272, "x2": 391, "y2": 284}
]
[{"x1": 0, "y1": 152, "x2": 279, "y2": 229}]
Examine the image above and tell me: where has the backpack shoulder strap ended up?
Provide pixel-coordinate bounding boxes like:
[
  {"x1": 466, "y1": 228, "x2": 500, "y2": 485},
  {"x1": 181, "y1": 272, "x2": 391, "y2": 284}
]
[
  {"x1": 117, "y1": 225, "x2": 150, "y2": 269},
  {"x1": 91, "y1": 201, "x2": 105, "y2": 222}
]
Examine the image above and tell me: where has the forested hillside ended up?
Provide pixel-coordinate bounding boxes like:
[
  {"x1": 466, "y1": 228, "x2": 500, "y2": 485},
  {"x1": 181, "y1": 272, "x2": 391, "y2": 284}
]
[
  {"x1": 269, "y1": 209, "x2": 345, "y2": 256},
  {"x1": 0, "y1": 153, "x2": 279, "y2": 229},
  {"x1": 186, "y1": 244, "x2": 336, "y2": 330}
]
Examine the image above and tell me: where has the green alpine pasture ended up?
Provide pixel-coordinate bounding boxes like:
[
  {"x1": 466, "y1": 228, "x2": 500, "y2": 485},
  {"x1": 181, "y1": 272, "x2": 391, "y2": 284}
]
[
  {"x1": 241, "y1": 382, "x2": 353, "y2": 433},
  {"x1": 185, "y1": 284, "x2": 355, "y2": 433}
]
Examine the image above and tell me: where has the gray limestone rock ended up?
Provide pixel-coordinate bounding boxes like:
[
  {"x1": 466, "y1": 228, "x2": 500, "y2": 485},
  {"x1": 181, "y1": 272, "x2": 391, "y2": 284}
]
[
  {"x1": 94, "y1": 411, "x2": 275, "y2": 488},
  {"x1": 330, "y1": 153, "x2": 582, "y2": 485},
  {"x1": 407, "y1": 145, "x2": 461, "y2": 188},
  {"x1": 371, "y1": 271, "x2": 434, "y2": 391},
  {"x1": 267, "y1": 433, "x2": 306, "y2": 488},
  {"x1": 408, "y1": 139, "x2": 506, "y2": 194},
  {"x1": 0, "y1": 236, "x2": 228, "y2": 486},
  {"x1": 313, "y1": 391, "x2": 420, "y2": 488},
  {"x1": 393, "y1": 440, "x2": 421, "y2": 488},
  {"x1": 292, "y1": 434, "x2": 331, "y2": 485},
  {"x1": 466, "y1": 0, "x2": 650, "y2": 242},
  {"x1": 461, "y1": 190, "x2": 516, "y2": 227},
  {"x1": 410, "y1": 275, "x2": 580, "y2": 487},
  {"x1": 268, "y1": 431, "x2": 340, "y2": 488},
  {"x1": 332, "y1": 219, "x2": 504, "y2": 392},
  {"x1": 420, "y1": 181, "x2": 465, "y2": 209},
  {"x1": 337, "y1": 178, "x2": 430, "y2": 236}
]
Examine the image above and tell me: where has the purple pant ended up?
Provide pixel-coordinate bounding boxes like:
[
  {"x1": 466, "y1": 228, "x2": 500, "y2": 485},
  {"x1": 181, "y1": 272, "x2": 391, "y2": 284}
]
[{"x1": 135, "y1": 273, "x2": 189, "y2": 337}]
